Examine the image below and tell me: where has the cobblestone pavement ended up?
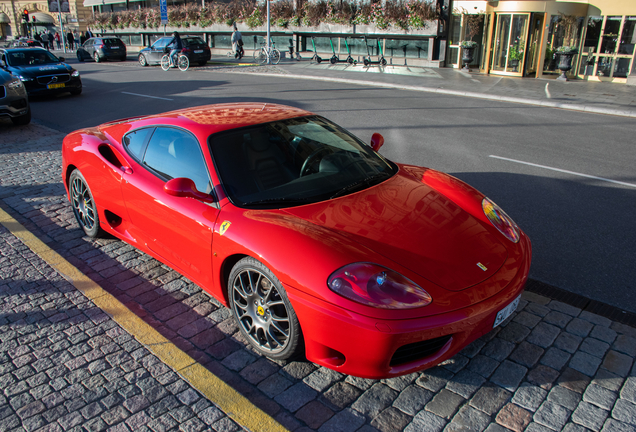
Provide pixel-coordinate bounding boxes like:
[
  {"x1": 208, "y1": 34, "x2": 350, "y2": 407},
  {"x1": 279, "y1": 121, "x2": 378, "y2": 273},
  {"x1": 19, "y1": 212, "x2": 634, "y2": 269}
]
[{"x1": 2, "y1": 122, "x2": 636, "y2": 432}]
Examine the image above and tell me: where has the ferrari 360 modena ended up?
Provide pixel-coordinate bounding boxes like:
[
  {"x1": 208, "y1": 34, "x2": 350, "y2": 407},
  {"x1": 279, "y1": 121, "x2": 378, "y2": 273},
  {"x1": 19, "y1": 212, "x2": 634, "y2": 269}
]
[{"x1": 62, "y1": 103, "x2": 531, "y2": 378}]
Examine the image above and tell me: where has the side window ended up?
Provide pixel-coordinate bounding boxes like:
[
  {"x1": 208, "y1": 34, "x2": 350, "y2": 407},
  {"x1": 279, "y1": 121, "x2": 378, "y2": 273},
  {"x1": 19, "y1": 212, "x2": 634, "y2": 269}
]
[
  {"x1": 123, "y1": 128, "x2": 153, "y2": 160},
  {"x1": 143, "y1": 128, "x2": 211, "y2": 193}
]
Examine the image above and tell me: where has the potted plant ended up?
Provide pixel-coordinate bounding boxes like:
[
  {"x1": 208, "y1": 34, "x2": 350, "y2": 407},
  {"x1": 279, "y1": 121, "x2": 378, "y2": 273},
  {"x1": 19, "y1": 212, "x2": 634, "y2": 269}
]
[
  {"x1": 460, "y1": 40, "x2": 478, "y2": 71},
  {"x1": 508, "y1": 44, "x2": 523, "y2": 72},
  {"x1": 554, "y1": 45, "x2": 578, "y2": 80}
]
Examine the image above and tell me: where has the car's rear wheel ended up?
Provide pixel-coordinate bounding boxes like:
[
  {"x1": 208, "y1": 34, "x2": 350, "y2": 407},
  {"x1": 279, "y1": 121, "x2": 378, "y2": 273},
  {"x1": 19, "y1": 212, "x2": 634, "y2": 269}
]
[
  {"x1": 93, "y1": 52, "x2": 101, "y2": 63},
  {"x1": 69, "y1": 170, "x2": 102, "y2": 238},
  {"x1": 77, "y1": 52, "x2": 84, "y2": 62},
  {"x1": 11, "y1": 107, "x2": 31, "y2": 126},
  {"x1": 228, "y1": 257, "x2": 303, "y2": 360},
  {"x1": 138, "y1": 54, "x2": 148, "y2": 67}
]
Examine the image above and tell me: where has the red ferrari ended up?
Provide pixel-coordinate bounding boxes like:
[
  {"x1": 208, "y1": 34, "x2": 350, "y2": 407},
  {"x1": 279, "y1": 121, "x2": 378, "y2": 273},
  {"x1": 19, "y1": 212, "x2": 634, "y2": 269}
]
[{"x1": 62, "y1": 103, "x2": 531, "y2": 378}]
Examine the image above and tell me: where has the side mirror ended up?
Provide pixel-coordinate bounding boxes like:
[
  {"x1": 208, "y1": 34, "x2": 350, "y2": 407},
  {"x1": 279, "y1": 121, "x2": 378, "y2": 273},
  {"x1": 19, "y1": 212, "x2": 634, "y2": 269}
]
[
  {"x1": 58, "y1": 56, "x2": 65, "y2": 62},
  {"x1": 370, "y1": 133, "x2": 384, "y2": 152},
  {"x1": 164, "y1": 178, "x2": 215, "y2": 203}
]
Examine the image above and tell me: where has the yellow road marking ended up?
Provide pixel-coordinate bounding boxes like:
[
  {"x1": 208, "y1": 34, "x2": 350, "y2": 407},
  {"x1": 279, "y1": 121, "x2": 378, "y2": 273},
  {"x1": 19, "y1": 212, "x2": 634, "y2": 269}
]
[{"x1": 0, "y1": 206, "x2": 288, "y2": 432}]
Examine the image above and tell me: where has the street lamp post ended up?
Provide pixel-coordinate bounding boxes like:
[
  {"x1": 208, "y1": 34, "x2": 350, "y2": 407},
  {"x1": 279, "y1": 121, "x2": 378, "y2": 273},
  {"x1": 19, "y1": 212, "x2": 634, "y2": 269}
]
[{"x1": 266, "y1": 0, "x2": 270, "y2": 64}]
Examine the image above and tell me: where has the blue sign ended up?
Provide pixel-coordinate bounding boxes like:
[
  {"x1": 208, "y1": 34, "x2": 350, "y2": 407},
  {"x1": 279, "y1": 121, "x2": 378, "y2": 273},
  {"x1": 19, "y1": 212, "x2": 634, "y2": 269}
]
[{"x1": 160, "y1": 0, "x2": 168, "y2": 24}]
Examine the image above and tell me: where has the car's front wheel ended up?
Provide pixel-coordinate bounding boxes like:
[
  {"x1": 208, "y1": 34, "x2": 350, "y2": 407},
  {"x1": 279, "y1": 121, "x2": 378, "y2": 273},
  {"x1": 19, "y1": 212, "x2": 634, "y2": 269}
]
[
  {"x1": 228, "y1": 257, "x2": 303, "y2": 360},
  {"x1": 93, "y1": 52, "x2": 101, "y2": 63},
  {"x1": 138, "y1": 54, "x2": 148, "y2": 66},
  {"x1": 69, "y1": 170, "x2": 102, "y2": 238}
]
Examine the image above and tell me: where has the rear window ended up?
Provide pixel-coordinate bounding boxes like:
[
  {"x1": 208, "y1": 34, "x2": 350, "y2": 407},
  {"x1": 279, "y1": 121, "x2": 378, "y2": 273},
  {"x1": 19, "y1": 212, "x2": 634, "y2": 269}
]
[
  {"x1": 103, "y1": 38, "x2": 124, "y2": 46},
  {"x1": 184, "y1": 37, "x2": 205, "y2": 46}
]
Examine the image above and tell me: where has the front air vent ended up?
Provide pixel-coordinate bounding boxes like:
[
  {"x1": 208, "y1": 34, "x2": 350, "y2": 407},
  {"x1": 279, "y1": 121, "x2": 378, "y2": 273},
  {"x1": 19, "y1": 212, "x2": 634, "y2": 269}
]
[{"x1": 390, "y1": 335, "x2": 451, "y2": 366}]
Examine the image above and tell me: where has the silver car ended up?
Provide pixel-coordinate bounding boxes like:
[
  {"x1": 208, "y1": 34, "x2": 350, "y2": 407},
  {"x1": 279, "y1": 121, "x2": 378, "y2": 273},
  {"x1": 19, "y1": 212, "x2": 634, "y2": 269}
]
[{"x1": 0, "y1": 68, "x2": 30, "y2": 125}]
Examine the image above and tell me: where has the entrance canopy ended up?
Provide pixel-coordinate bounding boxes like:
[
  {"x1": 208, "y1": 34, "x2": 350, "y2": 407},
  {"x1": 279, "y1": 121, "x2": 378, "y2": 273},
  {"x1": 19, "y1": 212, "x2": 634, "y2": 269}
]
[
  {"x1": 31, "y1": 12, "x2": 55, "y2": 24},
  {"x1": 0, "y1": 12, "x2": 10, "y2": 24}
]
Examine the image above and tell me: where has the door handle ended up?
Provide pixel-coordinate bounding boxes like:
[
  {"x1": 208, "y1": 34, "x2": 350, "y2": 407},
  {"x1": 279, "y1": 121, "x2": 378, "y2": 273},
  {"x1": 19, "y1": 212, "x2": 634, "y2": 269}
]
[{"x1": 122, "y1": 166, "x2": 133, "y2": 175}]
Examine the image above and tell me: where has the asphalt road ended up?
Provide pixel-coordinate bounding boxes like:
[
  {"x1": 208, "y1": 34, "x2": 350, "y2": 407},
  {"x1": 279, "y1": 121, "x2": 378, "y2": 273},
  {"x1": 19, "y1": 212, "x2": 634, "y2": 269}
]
[{"x1": 22, "y1": 59, "x2": 636, "y2": 314}]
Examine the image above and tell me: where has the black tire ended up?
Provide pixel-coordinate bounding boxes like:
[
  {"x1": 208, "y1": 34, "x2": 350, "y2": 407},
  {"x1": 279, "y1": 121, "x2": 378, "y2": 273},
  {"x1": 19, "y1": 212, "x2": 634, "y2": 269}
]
[
  {"x1": 381, "y1": 57, "x2": 387, "y2": 66},
  {"x1": 69, "y1": 170, "x2": 103, "y2": 238},
  {"x1": 11, "y1": 107, "x2": 31, "y2": 126},
  {"x1": 363, "y1": 58, "x2": 369, "y2": 66},
  {"x1": 138, "y1": 54, "x2": 148, "y2": 67},
  {"x1": 93, "y1": 52, "x2": 101, "y2": 63},
  {"x1": 316, "y1": 56, "x2": 322, "y2": 64},
  {"x1": 330, "y1": 56, "x2": 338, "y2": 65},
  {"x1": 228, "y1": 257, "x2": 303, "y2": 361},
  {"x1": 347, "y1": 56, "x2": 354, "y2": 64},
  {"x1": 77, "y1": 52, "x2": 84, "y2": 62}
]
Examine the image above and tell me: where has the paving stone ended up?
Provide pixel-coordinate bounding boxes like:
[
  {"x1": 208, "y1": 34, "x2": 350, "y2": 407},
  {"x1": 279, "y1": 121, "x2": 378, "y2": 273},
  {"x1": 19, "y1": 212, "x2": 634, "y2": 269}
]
[
  {"x1": 256, "y1": 373, "x2": 293, "y2": 399},
  {"x1": 404, "y1": 410, "x2": 446, "y2": 432},
  {"x1": 274, "y1": 382, "x2": 317, "y2": 413},
  {"x1": 441, "y1": 354, "x2": 469, "y2": 373},
  {"x1": 601, "y1": 419, "x2": 636, "y2": 432},
  {"x1": 513, "y1": 311, "x2": 542, "y2": 329},
  {"x1": 498, "y1": 322, "x2": 531, "y2": 344},
  {"x1": 559, "y1": 367, "x2": 592, "y2": 394},
  {"x1": 612, "y1": 399, "x2": 636, "y2": 426},
  {"x1": 510, "y1": 341, "x2": 544, "y2": 368},
  {"x1": 526, "y1": 323, "x2": 561, "y2": 349},
  {"x1": 321, "y1": 382, "x2": 362, "y2": 410},
  {"x1": 562, "y1": 423, "x2": 590, "y2": 432},
  {"x1": 547, "y1": 385, "x2": 581, "y2": 411},
  {"x1": 554, "y1": 332, "x2": 583, "y2": 355},
  {"x1": 460, "y1": 338, "x2": 487, "y2": 359},
  {"x1": 445, "y1": 405, "x2": 490, "y2": 432},
  {"x1": 467, "y1": 355, "x2": 499, "y2": 378},
  {"x1": 317, "y1": 408, "x2": 366, "y2": 432},
  {"x1": 469, "y1": 384, "x2": 511, "y2": 416},
  {"x1": 345, "y1": 376, "x2": 377, "y2": 391},
  {"x1": 294, "y1": 400, "x2": 334, "y2": 429},
  {"x1": 611, "y1": 335, "x2": 636, "y2": 358},
  {"x1": 416, "y1": 367, "x2": 454, "y2": 392},
  {"x1": 590, "y1": 326, "x2": 617, "y2": 344},
  {"x1": 484, "y1": 424, "x2": 512, "y2": 432},
  {"x1": 547, "y1": 301, "x2": 581, "y2": 317},
  {"x1": 490, "y1": 360, "x2": 527, "y2": 392},
  {"x1": 525, "y1": 422, "x2": 555, "y2": 432},
  {"x1": 392, "y1": 385, "x2": 433, "y2": 416},
  {"x1": 381, "y1": 373, "x2": 417, "y2": 392},
  {"x1": 495, "y1": 402, "x2": 532, "y2": 432},
  {"x1": 512, "y1": 382, "x2": 548, "y2": 412},
  {"x1": 580, "y1": 338, "x2": 611, "y2": 359},
  {"x1": 425, "y1": 389, "x2": 465, "y2": 420},
  {"x1": 570, "y1": 352, "x2": 602, "y2": 377},
  {"x1": 593, "y1": 368, "x2": 624, "y2": 392},
  {"x1": 527, "y1": 365, "x2": 560, "y2": 391},
  {"x1": 543, "y1": 311, "x2": 573, "y2": 328},
  {"x1": 350, "y1": 383, "x2": 398, "y2": 418},
  {"x1": 446, "y1": 369, "x2": 486, "y2": 399},
  {"x1": 602, "y1": 350, "x2": 634, "y2": 377},
  {"x1": 579, "y1": 311, "x2": 612, "y2": 328},
  {"x1": 238, "y1": 357, "x2": 278, "y2": 385},
  {"x1": 584, "y1": 383, "x2": 618, "y2": 411},
  {"x1": 534, "y1": 400, "x2": 572, "y2": 431},
  {"x1": 572, "y1": 401, "x2": 608, "y2": 431},
  {"x1": 567, "y1": 319, "x2": 594, "y2": 338},
  {"x1": 303, "y1": 367, "x2": 344, "y2": 392},
  {"x1": 541, "y1": 347, "x2": 571, "y2": 371},
  {"x1": 369, "y1": 407, "x2": 411, "y2": 432}
]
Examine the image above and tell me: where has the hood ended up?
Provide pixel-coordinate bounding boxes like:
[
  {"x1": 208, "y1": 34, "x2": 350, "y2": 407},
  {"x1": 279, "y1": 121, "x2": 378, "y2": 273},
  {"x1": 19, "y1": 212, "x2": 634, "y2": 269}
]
[
  {"x1": 12, "y1": 63, "x2": 71, "y2": 76},
  {"x1": 284, "y1": 170, "x2": 508, "y2": 291}
]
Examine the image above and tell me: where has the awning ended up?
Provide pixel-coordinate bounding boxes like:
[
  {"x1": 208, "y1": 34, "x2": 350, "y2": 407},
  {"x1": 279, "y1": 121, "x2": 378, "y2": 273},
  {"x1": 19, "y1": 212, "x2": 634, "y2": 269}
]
[
  {"x1": 0, "y1": 12, "x2": 11, "y2": 23},
  {"x1": 31, "y1": 12, "x2": 56, "y2": 24},
  {"x1": 84, "y1": 0, "x2": 143, "y2": 6}
]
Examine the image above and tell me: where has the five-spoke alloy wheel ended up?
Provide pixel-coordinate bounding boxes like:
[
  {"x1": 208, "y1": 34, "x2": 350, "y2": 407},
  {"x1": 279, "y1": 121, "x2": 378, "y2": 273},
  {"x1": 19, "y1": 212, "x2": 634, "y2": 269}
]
[
  {"x1": 229, "y1": 257, "x2": 302, "y2": 360},
  {"x1": 69, "y1": 170, "x2": 102, "y2": 238}
]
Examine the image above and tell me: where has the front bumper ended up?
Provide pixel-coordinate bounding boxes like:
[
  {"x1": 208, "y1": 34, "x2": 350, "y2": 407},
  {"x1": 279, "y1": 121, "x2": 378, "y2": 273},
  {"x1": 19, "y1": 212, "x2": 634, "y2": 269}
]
[
  {"x1": 24, "y1": 77, "x2": 82, "y2": 96},
  {"x1": 0, "y1": 84, "x2": 29, "y2": 118},
  {"x1": 286, "y1": 236, "x2": 531, "y2": 379}
]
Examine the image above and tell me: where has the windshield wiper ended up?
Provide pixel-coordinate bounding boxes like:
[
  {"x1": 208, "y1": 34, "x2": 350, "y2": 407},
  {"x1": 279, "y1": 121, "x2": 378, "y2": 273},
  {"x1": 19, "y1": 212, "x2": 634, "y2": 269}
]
[
  {"x1": 242, "y1": 197, "x2": 313, "y2": 207},
  {"x1": 330, "y1": 172, "x2": 391, "y2": 199}
]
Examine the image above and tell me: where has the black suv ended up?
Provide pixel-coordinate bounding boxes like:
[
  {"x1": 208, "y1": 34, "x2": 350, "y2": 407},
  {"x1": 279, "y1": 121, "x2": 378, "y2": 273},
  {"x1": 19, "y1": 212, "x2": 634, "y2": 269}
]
[
  {"x1": 138, "y1": 36, "x2": 211, "y2": 67},
  {"x1": 77, "y1": 37, "x2": 127, "y2": 62}
]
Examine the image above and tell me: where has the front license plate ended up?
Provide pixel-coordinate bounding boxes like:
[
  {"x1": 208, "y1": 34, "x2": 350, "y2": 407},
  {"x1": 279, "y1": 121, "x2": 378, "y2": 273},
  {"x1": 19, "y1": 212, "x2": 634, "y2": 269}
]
[
  {"x1": 47, "y1": 83, "x2": 65, "y2": 89},
  {"x1": 493, "y1": 295, "x2": 521, "y2": 328},
  {"x1": 194, "y1": 50, "x2": 203, "y2": 53}
]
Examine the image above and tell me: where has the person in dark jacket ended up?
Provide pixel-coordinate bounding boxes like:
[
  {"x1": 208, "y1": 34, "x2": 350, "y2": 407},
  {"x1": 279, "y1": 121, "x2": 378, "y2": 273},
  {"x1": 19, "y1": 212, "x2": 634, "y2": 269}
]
[{"x1": 167, "y1": 31, "x2": 183, "y2": 67}]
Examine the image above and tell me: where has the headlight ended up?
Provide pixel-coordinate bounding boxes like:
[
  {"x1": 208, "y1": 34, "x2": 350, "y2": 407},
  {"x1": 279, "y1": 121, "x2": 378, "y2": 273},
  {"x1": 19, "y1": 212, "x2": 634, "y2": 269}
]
[
  {"x1": 327, "y1": 263, "x2": 432, "y2": 309},
  {"x1": 482, "y1": 198, "x2": 520, "y2": 243},
  {"x1": 71, "y1": 70, "x2": 80, "y2": 77},
  {"x1": 15, "y1": 74, "x2": 32, "y2": 82},
  {"x1": 7, "y1": 79, "x2": 23, "y2": 89}
]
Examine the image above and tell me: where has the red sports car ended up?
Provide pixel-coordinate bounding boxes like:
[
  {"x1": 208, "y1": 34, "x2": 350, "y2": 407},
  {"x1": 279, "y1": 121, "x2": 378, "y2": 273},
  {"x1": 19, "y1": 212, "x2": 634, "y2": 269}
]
[{"x1": 62, "y1": 103, "x2": 531, "y2": 379}]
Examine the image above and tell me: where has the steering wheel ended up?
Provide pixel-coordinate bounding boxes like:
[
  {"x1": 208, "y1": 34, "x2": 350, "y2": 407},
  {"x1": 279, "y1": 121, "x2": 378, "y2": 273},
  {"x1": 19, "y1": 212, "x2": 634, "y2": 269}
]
[{"x1": 300, "y1": 147, "x2": 331, "y2": 177}]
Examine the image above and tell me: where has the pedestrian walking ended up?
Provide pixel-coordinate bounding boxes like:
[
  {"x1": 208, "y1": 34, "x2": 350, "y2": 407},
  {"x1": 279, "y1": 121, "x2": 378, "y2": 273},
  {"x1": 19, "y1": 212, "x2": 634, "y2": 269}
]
[
  {"x1": 42, "y1": 32, "x2": 49, "y2": 50},
  {"x1": 55, "y1": 32, "x2": 61, "y2": 50},
  {"x1": 86, "y1": 28, "x2": 94, "y2": 39},
  {"x1": 67, "y1": 31, "x2": 74, "y2": 50},
  {"x1": 79, "y1": 32, "x2": 86, "y2": 45},
  {"x1": 73, "y1": 30, "x2": 79, "y2": 47},
  {"x1": 47, "y1": 32, "x2": 54, "y2": 51}
]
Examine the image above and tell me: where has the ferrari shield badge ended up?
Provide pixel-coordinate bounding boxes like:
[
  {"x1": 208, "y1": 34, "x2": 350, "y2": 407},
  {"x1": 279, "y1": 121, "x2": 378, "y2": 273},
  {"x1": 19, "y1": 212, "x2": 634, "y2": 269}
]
[{"x1": 219, "y1": 221, "x2": 231, "y2": 236}]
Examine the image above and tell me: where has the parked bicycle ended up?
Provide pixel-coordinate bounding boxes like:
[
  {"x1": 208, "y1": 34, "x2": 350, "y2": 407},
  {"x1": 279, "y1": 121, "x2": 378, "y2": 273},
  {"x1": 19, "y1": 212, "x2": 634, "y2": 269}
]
[
  {"x1": 253, "y1": 38, "x2": 281, "y2": 65},
  {"x1": 161, "y1": 50, "x2": 189, "y2": 71}
]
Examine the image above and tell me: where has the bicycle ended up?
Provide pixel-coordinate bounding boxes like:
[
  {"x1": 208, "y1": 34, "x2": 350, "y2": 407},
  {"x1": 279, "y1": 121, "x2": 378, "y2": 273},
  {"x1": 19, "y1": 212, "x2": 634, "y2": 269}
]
[
  {"x1": 253, "y1": 39, "x2": 280, "y2": 65},
  {"x1": 161, "y1": 52, "x2": 190, "y2": 71}
]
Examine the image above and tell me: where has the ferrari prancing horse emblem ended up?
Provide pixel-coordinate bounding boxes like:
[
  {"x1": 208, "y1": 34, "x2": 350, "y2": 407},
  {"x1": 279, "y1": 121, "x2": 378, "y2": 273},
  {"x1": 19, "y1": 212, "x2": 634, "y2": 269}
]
[{"x1": 219, "y1": 221, "x2": 231, "y2": 236}]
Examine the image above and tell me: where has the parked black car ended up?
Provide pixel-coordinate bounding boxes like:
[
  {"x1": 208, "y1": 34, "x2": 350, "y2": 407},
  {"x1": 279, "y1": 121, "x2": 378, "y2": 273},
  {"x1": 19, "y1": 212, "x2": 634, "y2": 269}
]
[
  {"x1": 77, "y1": 37, "x2": 127, "y2": 62},
  {"x1": 0, "y1": 47, "x2": 82, "y2": 96},
  {"x1": 0, "y1": 68, "x2": 30, "y2": 125},
  {"x1": 138, "y1": 36, "x2": 211, "y2": 67}
]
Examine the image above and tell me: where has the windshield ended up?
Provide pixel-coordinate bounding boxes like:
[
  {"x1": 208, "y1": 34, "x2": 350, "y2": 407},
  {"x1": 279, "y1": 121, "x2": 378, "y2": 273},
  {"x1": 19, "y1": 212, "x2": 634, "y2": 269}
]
[
  {"x1": 7, "y1": 50, "x2": 59, "y2": 66},
  {"x1": 209, "y1": 116, "x2": 396, "y2": 208}
]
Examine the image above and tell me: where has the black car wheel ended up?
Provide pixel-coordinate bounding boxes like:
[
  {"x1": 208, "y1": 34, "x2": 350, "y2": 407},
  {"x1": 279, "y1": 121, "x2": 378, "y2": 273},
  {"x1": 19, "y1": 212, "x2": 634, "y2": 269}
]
[
  {"x1": 77, "y1": 52, "x2": 84, "y2": 62},
  {"x1": 93, "y1": 52, "x2": 101, "y2": 63},
  {"x1": 11, "y1": 107, "x2": 31, "y2": 126},
  {"x1": 69, "y1": 170, "x2": 102, "y2": 238},
  {"x1": 228, "y1": 257, "x2": 303, "y2": 360},
  {"x1": 138, "y1": 54, "x2": 148, "y2": 67}
]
